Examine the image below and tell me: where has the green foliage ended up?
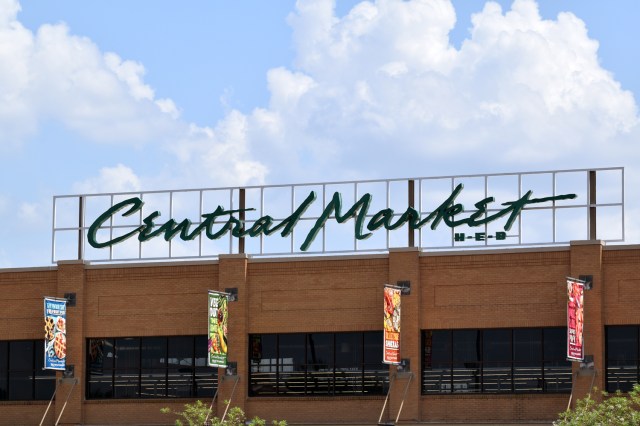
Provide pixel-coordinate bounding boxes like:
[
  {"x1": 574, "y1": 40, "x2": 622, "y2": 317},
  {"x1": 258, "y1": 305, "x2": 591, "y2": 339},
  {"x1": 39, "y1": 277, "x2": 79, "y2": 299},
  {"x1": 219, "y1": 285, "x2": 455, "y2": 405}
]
[
  {"x1": 554, "y1": 384, "x2": 640, "y2": 426},
  {"x1": 161, "y1": 400, "x2": 211, "y2": 426},
  {"x1": 161, "y1": 400, "x2": 286, "y2": 426}
]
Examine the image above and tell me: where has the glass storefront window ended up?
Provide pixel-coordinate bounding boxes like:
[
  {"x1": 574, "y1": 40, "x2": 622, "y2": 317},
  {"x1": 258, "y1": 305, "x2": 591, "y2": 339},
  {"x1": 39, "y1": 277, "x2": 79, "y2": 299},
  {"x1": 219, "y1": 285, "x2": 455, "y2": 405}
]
[
  {"x1": 0, "y1": 340, "x2": 55, "y2": 401},
  {"x1": 86, "y1": 336, "x2": 216, "y2": 400},
  {"x1": 513, "y1": 328, "x2": 542, "y2": 392},
  {"x1": 422, "y1": 328, "x2": 571, "y2": 394},
  {"x1": 249, "y1": 331, "x2": 387, "y2": 397},
  {"x1": 606, "y1": 326, "x2": 639, "y2": 392}
]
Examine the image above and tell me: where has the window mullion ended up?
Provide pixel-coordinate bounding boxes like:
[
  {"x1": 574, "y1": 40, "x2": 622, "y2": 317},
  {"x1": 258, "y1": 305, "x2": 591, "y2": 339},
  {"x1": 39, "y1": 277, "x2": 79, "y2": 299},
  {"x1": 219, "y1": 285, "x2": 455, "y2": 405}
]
[
  {"x1": 138, "y1": 337, "x2": 142, "y2": 399},
  {"x1": 541, "y1": 329, "x2": 545, "y2": 391},
  {"x1": 32, "y1": 341, "x2": 36, "y2": 400},
  {"x1": 479, "y1": 329, "x2": 484, "y2": 394}
]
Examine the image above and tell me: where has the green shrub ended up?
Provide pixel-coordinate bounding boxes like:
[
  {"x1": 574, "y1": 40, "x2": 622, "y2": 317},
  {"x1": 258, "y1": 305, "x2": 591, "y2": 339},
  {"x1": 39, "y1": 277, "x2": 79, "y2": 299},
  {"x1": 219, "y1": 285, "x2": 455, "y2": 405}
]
[
  {"x1": 554, "y1": 384, "x2": 640, "y2": 426},
  {"x1": 161, "y1": 400, "x2": 286, "y2": 426}
]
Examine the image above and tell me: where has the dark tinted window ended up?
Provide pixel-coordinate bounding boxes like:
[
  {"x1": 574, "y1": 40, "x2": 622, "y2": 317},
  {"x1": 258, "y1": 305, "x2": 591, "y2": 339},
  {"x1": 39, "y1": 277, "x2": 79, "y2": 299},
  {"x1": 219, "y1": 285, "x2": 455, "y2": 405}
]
[
  {"x1": 514, "y1": 328, "x2": 542, "y2": 364},
  {"x1": 544, "y1": 328, "x2": 566, "y2": 361},
  {"x1": 10, "y1": 341, "x2": 33, "y2": 371},
  {"x1": 249, "y1": 331, "x2": 388, "y2": 397},
  {"x1": 484, "y1": 329, "x2": 511, "y2": 363},
  {"x1": 142, "y1": 337, "x2": 166, "y2": 369},
  {"x1": 452, "y1": 330, "x2": 480, "y2": 364},
  {"x1": 86, "y1": 336, "x2": 216, "y2": 400},
  {"x1": 422, "y1": 328, "x2": 571, "y2": 395},
  {"x1": 0, "y1": 340, "x2": 55, "y2": 401},
  {"x1": 335, "y1": 333, "x2": 360, "y2": 368},
  {"x1": 606, "y1": 326, "x2": 640, "y2": 392},
  {"x1": 307, "y1": 333, "x2": 333, "y2": 369},
  {"x1": 0, "y1": 342, "x2": 7, "y2": 400},
  {"x1": 607, "y1": 326, "x2": 638, "y2": 361}
]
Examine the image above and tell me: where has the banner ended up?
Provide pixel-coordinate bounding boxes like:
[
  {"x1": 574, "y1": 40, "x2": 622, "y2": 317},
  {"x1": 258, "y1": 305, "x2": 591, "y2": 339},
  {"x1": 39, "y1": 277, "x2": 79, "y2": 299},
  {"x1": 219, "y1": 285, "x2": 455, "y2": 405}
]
[
  {"x1": 44, "y1": 297, "x2": 67, "y2": 370},
  {"x1": 567, "y1": 278, "x2": 585, "y2": 361},
  {"x1": 208, "y1": 291, "x2": 228, "y2": 368},
  {"x1": 383, "y1": 285, "x2": 401, "y2": 365}
]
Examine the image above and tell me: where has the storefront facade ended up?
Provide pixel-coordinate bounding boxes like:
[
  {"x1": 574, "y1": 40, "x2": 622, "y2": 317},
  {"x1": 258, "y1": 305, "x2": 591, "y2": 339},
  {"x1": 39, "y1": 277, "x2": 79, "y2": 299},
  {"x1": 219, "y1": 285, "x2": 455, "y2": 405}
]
[
  {"x1": 1, "y1": 168, "x2": 636, "y2": 424},
  {"x1": 2, "y1": 241, "x2": 640, "y2": 424}
]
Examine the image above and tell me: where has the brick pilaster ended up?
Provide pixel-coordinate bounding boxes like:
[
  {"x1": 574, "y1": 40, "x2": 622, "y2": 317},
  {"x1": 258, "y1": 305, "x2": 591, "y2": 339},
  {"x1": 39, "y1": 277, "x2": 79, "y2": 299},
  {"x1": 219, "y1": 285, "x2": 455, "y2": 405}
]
[
  {"x1": 569, "y1": 240, "x2": 604, "y2": 404},
  {"x1": 217, "y1": 254, "x2": 249, "y2": 415},
  {"x1": 387, "y1": 248, "x2": 421, "y2": 423},
  {"x1": 54, "y1": 260, "x2": 86, "y2": 425}
]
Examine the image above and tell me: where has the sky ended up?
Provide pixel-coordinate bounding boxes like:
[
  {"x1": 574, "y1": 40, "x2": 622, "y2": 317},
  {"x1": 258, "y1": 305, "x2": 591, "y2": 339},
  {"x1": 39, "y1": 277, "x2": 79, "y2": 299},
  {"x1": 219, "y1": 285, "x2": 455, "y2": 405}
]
[{"x1": 0, "y1": 0, "x2": 638, "y2": 267}]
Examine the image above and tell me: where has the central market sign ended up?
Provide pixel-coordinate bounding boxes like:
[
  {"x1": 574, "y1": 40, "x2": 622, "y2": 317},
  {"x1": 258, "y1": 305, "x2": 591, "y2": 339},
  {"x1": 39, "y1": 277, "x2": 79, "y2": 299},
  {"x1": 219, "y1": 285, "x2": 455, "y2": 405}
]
[{"x1": 88, "y1": 184, "x2": 577, "y2": 252}]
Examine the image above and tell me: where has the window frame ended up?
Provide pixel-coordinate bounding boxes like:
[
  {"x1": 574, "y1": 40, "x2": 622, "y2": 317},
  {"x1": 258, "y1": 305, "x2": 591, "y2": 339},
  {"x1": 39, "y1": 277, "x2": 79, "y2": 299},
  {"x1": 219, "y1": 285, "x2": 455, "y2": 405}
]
[
  {"x1": 85, "y1": 335, "x2": 217, "y2": 400},
  {"x1": 605, "y1": 325, "x2": 640, "y2": 393},
  {"x1": 421, "y1": 327, "x2": 572, "y2": 395},
  {"x1": 248, "y1": 331, "x2": 388, "y2": 397},
  {"x1": 0, "y1": 339, "x2": 56, "y2": 401}
]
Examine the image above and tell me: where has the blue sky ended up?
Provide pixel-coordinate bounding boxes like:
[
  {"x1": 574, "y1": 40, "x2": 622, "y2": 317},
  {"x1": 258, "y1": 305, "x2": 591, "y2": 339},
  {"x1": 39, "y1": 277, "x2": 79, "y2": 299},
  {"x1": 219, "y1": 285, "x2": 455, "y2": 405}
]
[{"x1": 1, "y1": 0, "x2": 639, "y2": 266}]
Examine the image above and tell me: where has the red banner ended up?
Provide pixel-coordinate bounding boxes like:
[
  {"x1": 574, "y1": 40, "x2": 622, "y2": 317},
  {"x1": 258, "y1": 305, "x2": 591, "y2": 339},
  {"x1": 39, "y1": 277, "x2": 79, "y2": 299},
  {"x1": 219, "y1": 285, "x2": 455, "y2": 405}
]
[
  {"x1": 383, "y1": 285, "x2": 401, "y2": 365},
  {"x1": 567, "y1": 278, "x2": 585, "y2": 361}
]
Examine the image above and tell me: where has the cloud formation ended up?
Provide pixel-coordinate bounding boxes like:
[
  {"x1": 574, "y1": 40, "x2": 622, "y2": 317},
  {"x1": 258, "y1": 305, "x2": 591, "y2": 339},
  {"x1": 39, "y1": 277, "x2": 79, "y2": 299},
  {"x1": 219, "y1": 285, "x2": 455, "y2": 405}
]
[
  {"x1": 247, "y1": 0, "x2": 637, "y2": 180},
  {"x1": 3, "y1": 0, "x2": 637, "y2": 187},
  {"x1": 0, "y1": 0, "x2": 267, "y2": 188},
  {"x1": 1, "y1": 0, "x2": 639, "y2": 266}
]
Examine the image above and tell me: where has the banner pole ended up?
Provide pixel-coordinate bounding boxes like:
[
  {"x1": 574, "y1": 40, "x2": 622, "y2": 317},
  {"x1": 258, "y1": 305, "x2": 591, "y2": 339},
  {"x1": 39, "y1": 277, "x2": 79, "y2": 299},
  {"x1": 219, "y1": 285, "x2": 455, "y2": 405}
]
[
  {"x1": 394, "y1": 372, "x2": 414, "y2": 424},
  {"x1": 221, "y1": 376, "x2": 240, "y2": 422},
  {"x1": 566, "y1": 371, "x2": 577, "y2": 411},
  {"x1": 204, "y1": 386, "x2": 219, "y2": 424},
  {"x1": 39, "y1": 378, "x2": 60, "y2": 426},
  {"x1": 54, "y1": 378, "x2": 77, "y2": 426},
  {"x1": 378, "y1": 372, "x2": 396, "y2": 425}
]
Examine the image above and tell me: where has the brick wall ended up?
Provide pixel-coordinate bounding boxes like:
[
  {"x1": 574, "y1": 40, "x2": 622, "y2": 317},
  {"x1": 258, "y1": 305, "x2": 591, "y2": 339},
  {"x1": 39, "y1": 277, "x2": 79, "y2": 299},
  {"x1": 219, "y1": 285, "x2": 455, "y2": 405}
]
[{"x1": 1, "y1": 243, "x2": 640, "y2": 424}]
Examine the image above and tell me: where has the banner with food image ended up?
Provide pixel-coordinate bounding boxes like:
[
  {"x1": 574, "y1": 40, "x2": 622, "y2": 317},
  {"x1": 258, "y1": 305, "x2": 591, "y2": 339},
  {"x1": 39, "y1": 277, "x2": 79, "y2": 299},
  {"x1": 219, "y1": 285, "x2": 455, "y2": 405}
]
[
  {"x1": 567, "y1": 277, "x2": 585, "y2": 361},
  {"x1": 383, "y1": 285, "x2": 401, "y2": 365},
  {"x1": 44, "y1": 297, "x2": 67, "y2": 370},
  {"x1": 208, "y1": 291, "x2": 228, "y2": 368}
]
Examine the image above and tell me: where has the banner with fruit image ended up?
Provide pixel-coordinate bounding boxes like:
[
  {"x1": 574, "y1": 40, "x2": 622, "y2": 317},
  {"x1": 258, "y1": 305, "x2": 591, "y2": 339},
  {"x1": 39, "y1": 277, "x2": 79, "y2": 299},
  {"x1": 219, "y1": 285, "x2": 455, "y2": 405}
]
[
  {"x1": 208, "y1": 291, "x2": 228, "y2": 368},
  {"x1": 44, "y1": 297, "x2": 67, "y2": 370},
  {"x1": 383, "y1": 285, "x2": 401, "y2": 365}
]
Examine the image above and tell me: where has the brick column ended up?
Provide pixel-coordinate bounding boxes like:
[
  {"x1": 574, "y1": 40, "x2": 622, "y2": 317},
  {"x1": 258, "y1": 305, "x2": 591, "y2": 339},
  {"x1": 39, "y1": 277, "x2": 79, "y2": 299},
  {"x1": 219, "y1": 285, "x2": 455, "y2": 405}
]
[
  {"x1": 217, "y1": 254, "x2": 249, "y2": 415},
  {"x1": 387, "y1": 248, "x2": 421, "y2": 423},
  {"x1": 55, "y1": 260, "x2": 86, "y2": 425},
  {"x1": 569, "y1": 240, "x2": 604, "y2": 404}
]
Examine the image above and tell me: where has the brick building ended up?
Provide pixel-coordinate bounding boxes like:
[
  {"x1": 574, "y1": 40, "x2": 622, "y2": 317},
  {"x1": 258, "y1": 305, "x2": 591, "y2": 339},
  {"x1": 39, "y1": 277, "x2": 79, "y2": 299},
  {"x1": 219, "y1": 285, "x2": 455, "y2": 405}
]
[
  {"x1": 1, "y1": 169, "x2": 636, "y2": 424},
  {"x1": 2, "y1": 241, "x2": 639, "y2": 425}
]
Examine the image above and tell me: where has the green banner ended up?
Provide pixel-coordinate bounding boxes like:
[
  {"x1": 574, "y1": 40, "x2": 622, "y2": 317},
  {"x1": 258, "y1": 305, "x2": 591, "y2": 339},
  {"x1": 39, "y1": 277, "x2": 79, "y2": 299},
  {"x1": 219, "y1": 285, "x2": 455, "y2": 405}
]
[{"x1": 208, "y1": 291, "x2": 228, "y2": 368}]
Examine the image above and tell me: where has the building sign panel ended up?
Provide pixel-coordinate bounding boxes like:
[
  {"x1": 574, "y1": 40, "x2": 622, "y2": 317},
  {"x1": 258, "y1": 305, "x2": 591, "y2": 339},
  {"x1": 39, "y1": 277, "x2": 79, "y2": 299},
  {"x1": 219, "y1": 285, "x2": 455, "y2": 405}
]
[
  {"x1": 51, "y1": 168, "x2": 625, "y2": 263},
  {"x1": 85, "y1": 184, "x2": 576, "y2": 252},
  {"x1": 567, "y1": 277, "x2": 585, "y2": 361},
  {"x1": 44, "y1": 297, "x2": 67, "y2": 371}
]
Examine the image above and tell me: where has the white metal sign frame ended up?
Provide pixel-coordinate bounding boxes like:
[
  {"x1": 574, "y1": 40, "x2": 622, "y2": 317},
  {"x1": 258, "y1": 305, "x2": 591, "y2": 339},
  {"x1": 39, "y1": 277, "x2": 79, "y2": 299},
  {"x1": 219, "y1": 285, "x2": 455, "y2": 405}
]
[{"x1": 51, "y1": 167, "x2": 624, "y2": 263}]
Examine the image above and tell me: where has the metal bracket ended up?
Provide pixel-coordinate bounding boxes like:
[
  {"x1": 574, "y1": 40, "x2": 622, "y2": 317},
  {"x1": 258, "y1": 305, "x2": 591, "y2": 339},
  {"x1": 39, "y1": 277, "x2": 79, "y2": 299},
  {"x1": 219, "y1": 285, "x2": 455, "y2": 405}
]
[
  {"x1": 64, "y1": 293, "x2": 76, "y2": 307},
  {"x1": 579, "y1": 275, "x2": 593, "y2": 290},
  {"x1": 225, "y1": 288, "x2": 238, "y2": 302},
  {"x1": 62, "y1": 364, "x2": 74, "y2": 379},
  {"x1": 225, "y1": 361, "x2": 238, "y2": 376},
  {"x1": 397, "y1": 281, "x2": 411, "y2": 295},
  {"x1": 397, "y1": 358, "x2": 411, "y2": 374}
]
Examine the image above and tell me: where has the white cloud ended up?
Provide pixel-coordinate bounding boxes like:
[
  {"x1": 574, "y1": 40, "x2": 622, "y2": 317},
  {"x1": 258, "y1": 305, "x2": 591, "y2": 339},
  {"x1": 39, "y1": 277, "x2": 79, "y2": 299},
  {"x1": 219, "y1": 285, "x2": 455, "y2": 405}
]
[
  {"x1": 73, "y1": 164, "x2": 141, "y2": 194},
  {"x1": 229, "y1": 0, "x2": 638, "y2": 182},
  {"x1": 167, "y1": 111, "x2": 269, "y2": 188},
  {"x1": 0, "y1": 2, "x2": 268, "y2": 187},
  {"x1": 2, "y1": 0, "x2": 640, "y2": 267}
]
